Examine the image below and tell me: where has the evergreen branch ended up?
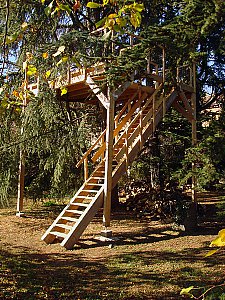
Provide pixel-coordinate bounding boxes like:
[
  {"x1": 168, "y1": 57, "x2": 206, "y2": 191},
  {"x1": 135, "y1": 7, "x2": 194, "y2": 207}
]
[{"x1": 0, "y1": 115, "x2": 85, "y2": 151}]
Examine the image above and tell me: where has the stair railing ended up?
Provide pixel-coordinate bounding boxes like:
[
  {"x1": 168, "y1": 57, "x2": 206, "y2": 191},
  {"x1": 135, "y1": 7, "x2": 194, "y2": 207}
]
[{"x1": 76, "y1": 129, "x2": 106, "y2": 180}]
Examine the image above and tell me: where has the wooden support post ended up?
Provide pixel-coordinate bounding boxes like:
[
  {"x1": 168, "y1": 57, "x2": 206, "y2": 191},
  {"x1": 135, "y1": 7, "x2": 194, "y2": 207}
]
[
  {"x1": 84, "y1": 157, "x2": 88, "y2": 181},
  {"x1": 103, "y1": 89, "x2": 115, "y2": 229},
  {"x1": 191, "y1": 62, "x2": 197, "y2": 206},
  {"x1": 16, "y1": 151, "x2": 25, "y2": 216},
  {"x1": 16, "y1": 59, "x2": 28, "y2": 217},
  {"x1": 152, "y1": 94, "x2": 156, "y2": 133},
  {"x1": 182, "y1": 62, "x2": 198, "y2": 231},
  {"x1": 125, "y1": 126, "x2": 129, "y2": 173},
  {"x1": 101, "y1": 134, "x2": 105, "y2": 160},
  {"x1": 139, "y1": 89, "x2": 143, "y2": 149},
  {"x1": 162, "y1": 47, "x2": 166, "y2": 118}
]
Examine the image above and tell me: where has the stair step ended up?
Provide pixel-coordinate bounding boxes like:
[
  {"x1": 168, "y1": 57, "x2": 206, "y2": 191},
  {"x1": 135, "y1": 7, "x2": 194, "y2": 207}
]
[
  {"x1": 66, "y1": 209, "x2": 84, "y2": 214},
  {"x1": 55, "y1": 224, "x2": 73, "y2": 230},
  {"x1": 82, "y1": 189, "x2": 99, "y2": 192},
  {"x1": 61, "y1": 216, "x2": 79, "y2": 222},
  {"x1": 76, "y1": 196, "x2": 94, "y2": 199},
  {"x1": 71, "y1": 202, "x2": 89, "y2": 207},
  {"x1": 50, "y1": 231, "x2": 67, "y2": 238},
  {"x1": 85, "y1": 183, "x2": 103, "y2": 186}
]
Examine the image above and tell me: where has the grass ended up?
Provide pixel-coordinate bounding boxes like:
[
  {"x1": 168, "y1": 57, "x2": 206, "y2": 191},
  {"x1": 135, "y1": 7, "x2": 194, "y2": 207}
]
[{"x1": 0, "y1": 201, "x2": 225, "y2": 299}]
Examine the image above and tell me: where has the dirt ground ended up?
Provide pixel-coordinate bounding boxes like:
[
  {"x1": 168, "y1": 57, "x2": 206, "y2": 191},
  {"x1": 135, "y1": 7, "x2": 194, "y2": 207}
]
[{"x1": 0, "y1": 194, "x2": 225, "y2": 300}]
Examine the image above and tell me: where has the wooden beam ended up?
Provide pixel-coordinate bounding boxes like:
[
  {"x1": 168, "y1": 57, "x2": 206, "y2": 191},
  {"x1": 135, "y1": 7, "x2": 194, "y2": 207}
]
[
  {"x1": 103, "y1": 89, "x2": 115, "y2": 228},
  {"x1": 172, "y1": 100, "x2": 193, "y2": 123},
  {"x1": 191, "y1": 63, "x2": 197, "y2": 205},
  {"x1": 178, "y1": 89, "x2": 194, "y2": 117},
  {"x1": 16, "y1": 153, "x2": 25, "y2": 216},
  {"x1": 84, "y1": 157, "x2": 88, "y2": 181},
  {"x1": 112, "y1": 80, "x2": 133, "y2": 99},
  {"x1": 86, "y1": 76, "x2": 109, "y2": 109}
]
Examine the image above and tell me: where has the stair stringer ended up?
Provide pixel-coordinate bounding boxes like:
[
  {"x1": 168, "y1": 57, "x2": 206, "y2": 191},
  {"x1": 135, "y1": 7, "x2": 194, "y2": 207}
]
[
  {"x1": 41, "y1": 181, "x2": 93, "y2": 244},
  {"x1": 60, "y1": 188, "x2": 104, "y2": 249}
]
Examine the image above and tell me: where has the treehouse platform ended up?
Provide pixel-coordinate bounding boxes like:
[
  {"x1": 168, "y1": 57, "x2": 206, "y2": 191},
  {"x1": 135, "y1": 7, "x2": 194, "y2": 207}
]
[{"x1": 17, "y1": 48, "x2": 197, "y2": 249}]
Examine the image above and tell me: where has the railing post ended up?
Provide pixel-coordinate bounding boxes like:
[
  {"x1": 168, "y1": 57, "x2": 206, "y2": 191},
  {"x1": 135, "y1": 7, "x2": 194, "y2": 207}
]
[
  {"x1": 114, "y1": 119, "x2": 118, "y2": 142},
  {"x1": 152, "y1": 93, "x2": 156, "y2": 133},
  {"x1": 139, "y1": 89, "x2": 143, "y2": 149},
  {"x1": 162, "y1": 47, "x2": 166, "y2": 118},
  {"x1": 67, "y1": 65, "x2": 71, "y2": 84},
  {"x1": 125, "y1": 126, "x2": 129, "y2": 173},
  {"x1": 84, "y1": 157, "x2": 88, "y2": 181}
]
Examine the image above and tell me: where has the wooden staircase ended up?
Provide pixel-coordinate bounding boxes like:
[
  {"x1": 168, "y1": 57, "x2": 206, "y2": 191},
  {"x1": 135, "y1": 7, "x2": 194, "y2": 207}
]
[{"x1": 41, "y1": 79, "x2": 182, "y2": 249}]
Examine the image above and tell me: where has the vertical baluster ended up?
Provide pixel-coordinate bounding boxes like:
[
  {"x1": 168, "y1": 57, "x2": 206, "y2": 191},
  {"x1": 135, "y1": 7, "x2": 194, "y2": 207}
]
[{"x1": 84, "y1": 157, "x2": 88, "y2": 182}]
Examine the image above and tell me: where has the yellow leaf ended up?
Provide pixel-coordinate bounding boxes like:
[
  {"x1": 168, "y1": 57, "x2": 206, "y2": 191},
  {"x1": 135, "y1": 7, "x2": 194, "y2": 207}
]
[
  {"x1": 0, "y1": 87, "x2": 3, "y2": 95},
  {"x1": 205, "y1": 249, "x2": 219, "y2": 257},
  {"x1": 116, "y1": 17, "x2": 127, "y2": 27},
  {"x1": 180, "y1": 286, "x2": 194, "y2": 296},
  {"x1": 218, "y1": 229, "x2": 225, "y2": 241},
  {"x1": 21, "y1": 22, "x2": 28, "y2": 30},
  {"x1": 62, "y1": 56, "x2": 68, "y2": 63},
  {"x1": 86, "y1": 2, "x2": 101, "y2": 8},
  {"x1": 45, "y1": 70, "x2": 51, "y2": 78},
  {"x1": 133, "y1": 3, "x2": 144, "y2": 12},
  {"x1": 27, "y1": 65, "x2": 37, "y2": 76},
  {"x1": 60, "y1": 87, "x2": 68, "y2": 96},
  {"x1": 210, "y1": 236, "x2": 225, "y2": 248},
  {"x1": 130, "y1": 11, "x2": 141, "y2": 29},
  {"x1": 41, "y1": 0, "x2": 45, "y2": 3},
  {"x1": 42, "y1": 52, "x2": 49, "y2": 59},
  {"x1": 108, "y1": 13, "x2": 117, "y2": 19},
  {"x1": 6, "y1": 33, "x2": 18, "y2": 44},
  {"x1": 19, "y1": 92, "x2": 24, "y2": 100},
  {"x1": 13, "y1": 90, "x2": 19, "y2": 98}
]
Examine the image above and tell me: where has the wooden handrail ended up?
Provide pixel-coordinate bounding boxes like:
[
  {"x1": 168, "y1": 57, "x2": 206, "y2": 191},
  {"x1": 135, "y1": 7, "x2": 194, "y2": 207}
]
[
  {"x1": 114, "y1": 90, "x2": 139, "y2": 123},
  {"x1": 76, "y1": 129, "x2": 106, "y2": 168},
  {"x1": 92, "y1": 90, "x2": 148, "y2": 163}
]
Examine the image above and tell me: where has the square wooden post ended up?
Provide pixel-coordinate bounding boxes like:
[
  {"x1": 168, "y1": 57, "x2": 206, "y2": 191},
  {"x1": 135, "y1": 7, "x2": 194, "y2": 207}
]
[
  {"x1": 16, "y1": 59, "x2": 28, "y2": 217},
  {"x1": 191, "y1": 62, "x2": 197, "y2": 205},
  {"x1": 102, "y1": 88, "x2": 115, "y2": 231},
  {"x1": 16, "y1": 151, "x2": 25, "y2": 216}
]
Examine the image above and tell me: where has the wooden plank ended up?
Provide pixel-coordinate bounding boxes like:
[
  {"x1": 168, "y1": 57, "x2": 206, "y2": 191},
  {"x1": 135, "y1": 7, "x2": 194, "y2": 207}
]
[
  {"x1": 112, "y1": 80, "x2": 133, "y2": 99},
  {"x1": 178, "y1": 89, "x2": 194, "y2": 116},
  {"x1": 61, "y1": 189, "x2": 104, "y2": 249},
  {"x1": 191, "y1": 63, "x2": 197, "y2": 205},
  {"x1": 84, "y1": 157, "x2": 88, "y2": 181},
  {"x1": 103, "y1": 89, "x2": 115, "y2": 227},
  {"x1": 86, "y1": 75, "x2": 109, "y2": 109},
  {"x1": 50, "y1": 231, "x2": 67, "y2": 239},
  {"x1": 76, "y1": 129, "x2": 106, "y2": 167},
  {"x1": 172, "y1": 100, "x2": 193, "y2": 123},
  {"x1": 179, "y1": 82, "x2": 194, "y2": 93},
  {"x1": 16, "y1": 154, "x2": 25, "y2": 215}
]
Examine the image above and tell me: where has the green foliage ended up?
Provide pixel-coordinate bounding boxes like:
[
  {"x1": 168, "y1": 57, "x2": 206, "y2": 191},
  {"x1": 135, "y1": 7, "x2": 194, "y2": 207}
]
[
  {"x1": 0, "y1": 0, "x2": 224, "y2": 206},
  {"x1": 175, "y1": 109, "x2": 225, "y2": 190}
]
